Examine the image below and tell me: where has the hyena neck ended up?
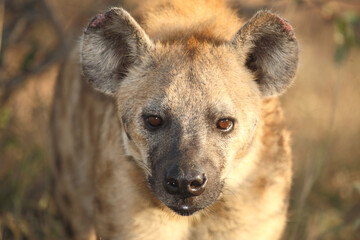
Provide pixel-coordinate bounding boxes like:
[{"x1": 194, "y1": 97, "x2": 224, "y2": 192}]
[{"x1": 133, "y1": 0, "x2": 242, "y2": 43}]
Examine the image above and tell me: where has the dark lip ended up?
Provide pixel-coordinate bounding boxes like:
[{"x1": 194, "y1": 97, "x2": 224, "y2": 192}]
[{"x1": 168, "y1": 205, "x2": 202, "y2": 216}]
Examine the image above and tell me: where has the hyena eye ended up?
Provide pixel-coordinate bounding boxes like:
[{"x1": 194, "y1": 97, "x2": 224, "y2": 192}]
[
  {"x1": 216, "y1": 119, "x2": 234, "y2": 131},
  {"x1": 146, "y1": 116, "x2": 164, "y2": 128}
]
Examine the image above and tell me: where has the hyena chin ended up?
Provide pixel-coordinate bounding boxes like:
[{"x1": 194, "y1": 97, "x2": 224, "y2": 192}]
[{"x1": 52, "y1": 0, "x2": 298, "y2": 239}]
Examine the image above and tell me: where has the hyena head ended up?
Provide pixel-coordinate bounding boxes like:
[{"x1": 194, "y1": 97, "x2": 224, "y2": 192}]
[{"x1": 80, "y1": 8, "x2": 298, "y2": 216}]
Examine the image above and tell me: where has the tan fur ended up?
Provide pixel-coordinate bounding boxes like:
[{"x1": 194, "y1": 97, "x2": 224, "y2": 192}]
[
  {"x1": 51, "y1": 0, "x2": 297, "y2": 239},
  {"x1": 134, "y1": 0, "x2": 241, "y2": 42}
]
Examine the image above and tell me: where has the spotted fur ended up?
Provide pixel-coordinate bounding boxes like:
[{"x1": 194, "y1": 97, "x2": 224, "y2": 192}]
[{"x1": 51, "y1": 0, "x2": 298, "y2": 239}]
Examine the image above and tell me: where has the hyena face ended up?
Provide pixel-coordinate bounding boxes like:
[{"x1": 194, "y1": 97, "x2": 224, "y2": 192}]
[
  {"x1": 81, "y1": 8, "x2": 298, "y2": 215},
  {"x1": 116, "y1": 44, "x2": 262, "y2": 215}
]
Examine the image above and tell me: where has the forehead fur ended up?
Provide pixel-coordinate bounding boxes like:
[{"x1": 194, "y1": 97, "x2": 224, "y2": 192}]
[
  {"x1": 139, "y1": 0, "x2": 242, "y2": 43},
  {"x1": 117, "y1": 39, "x2": 261, "y2": 122}
]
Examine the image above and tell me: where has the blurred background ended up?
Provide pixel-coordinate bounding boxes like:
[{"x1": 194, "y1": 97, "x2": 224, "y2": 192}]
[{"x1": 0, "y1": 0, "x2": 359, "y2": 239}]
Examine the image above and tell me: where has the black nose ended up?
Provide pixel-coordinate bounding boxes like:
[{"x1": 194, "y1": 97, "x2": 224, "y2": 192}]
[{"x1": 164, "y1": 164, "x2": 207, "y2": 197}]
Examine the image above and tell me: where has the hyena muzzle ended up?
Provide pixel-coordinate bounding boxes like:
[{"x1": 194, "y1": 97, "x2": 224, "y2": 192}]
[{"x1": 51, "y1": 0, "x2": 298, "y2": 239}]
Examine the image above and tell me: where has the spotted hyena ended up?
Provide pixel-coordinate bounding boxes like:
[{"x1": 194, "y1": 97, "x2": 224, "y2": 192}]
[{"x1": 51, "y1": 0, "x2": 298, "y2": 239}]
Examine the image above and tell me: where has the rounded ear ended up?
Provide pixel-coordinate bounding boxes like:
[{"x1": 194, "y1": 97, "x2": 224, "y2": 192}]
[
  {"x1": 80, "y1": 8, "x2": 154, "y2": 96},
  {"x1": 231, "y1": 10, "x2": 299, "y2": 97}
]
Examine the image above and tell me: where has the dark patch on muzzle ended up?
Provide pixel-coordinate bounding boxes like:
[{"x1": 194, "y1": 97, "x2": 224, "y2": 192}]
[{"x1": 146, "y1": 118, "x2": 223, "y2": 215}]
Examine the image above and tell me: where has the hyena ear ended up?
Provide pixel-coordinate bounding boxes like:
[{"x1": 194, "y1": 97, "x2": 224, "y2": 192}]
[
  {"x1": 231, "y1": 10, "x2": 299, "y2": 97},
  {"x1": 80, "y1": 8, "x2": 154, "y2": 96}
]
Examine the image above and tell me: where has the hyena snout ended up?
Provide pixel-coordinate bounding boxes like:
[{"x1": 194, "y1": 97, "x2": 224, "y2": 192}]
[{"x1": 163, "y1": 164, "x2": 208, "y2": 197}]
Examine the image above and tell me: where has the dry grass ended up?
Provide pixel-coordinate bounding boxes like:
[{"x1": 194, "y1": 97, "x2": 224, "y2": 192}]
[
  {"x1": 0, "y1": 0, "x2": 359, "y2": 239},
  {"x1": 281, "y1": 6, "x2": 360, "y2": 240}
]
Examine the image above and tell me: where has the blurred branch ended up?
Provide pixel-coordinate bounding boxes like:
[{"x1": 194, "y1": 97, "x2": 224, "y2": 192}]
[
  {"x1": 302, "y1": 0, "x2": 360, "y2": 18},
  {"x1": 301, "y1": 0, "x2": 360, "y2": 63},
  {"x1": 0, "y1": 0, "x2": 4, "y2": 53},
  {"x1": 2, "y1": 0, "x2": 65, "y2": 48},
  {"x1": 0, "y1": 44, "x2": 67, "y2": 107},
  {"x1": 2, "y1": 1, "x2": 41, "y2": 48},
  {"x1": 327, "y1": 0, "x2": 360, "y2": 9},
  {"x1": 41, "y1": 0, "x2": 64, "y2": 40},
  {"x1": 0, "y1": 0, "x2": 69, "y2": 107}
]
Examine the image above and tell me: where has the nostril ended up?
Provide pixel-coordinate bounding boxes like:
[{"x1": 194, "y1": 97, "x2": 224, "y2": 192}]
[
  {"x1": 188, "y1": 174, "x2": 207, "y2": 196},
  {"x1": 164, "y1": 177, "x2": 179, "y2": 194},
  {"x1": 189, "y1": 174, "x2": 205, "y2": 189},
  {"x1": 167, "y1": 178, "x2": 178, "y2": 188},
  {"x1": 190, "y1": 180, "x2": 202, "y2": 188}
]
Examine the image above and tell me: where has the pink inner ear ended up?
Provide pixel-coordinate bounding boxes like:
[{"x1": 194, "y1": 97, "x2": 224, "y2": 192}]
[
  {"x1": 90, "y1": 14, "x2": 106, "y2": 27},
  {"x1": 279, "y1": 17, "x2": 296, "y2": 39}
]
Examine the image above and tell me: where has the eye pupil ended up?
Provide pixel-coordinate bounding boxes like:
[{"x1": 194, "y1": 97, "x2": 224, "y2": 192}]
[
  {"x1": 147, "y1": 116, "x2": 163, "y2": 127},
  {"x1": 217, "y1": 119, "x2": 233, "y2": 130}
]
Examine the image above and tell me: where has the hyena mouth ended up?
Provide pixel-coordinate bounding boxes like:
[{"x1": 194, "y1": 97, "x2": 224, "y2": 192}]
[
  {"x1": 169, "y1": 205, "x2": 203, "y2": 216},
  {"x1": 160, "y1": 179, "x2": 225, "y2": 216}
]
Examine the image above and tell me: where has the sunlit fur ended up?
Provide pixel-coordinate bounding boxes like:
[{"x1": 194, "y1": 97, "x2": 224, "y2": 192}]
[{"x1": 51, "y1": 0, "x2": 298, "y2": 239}]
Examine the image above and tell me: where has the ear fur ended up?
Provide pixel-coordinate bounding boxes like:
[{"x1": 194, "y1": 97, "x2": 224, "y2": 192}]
[
  {"x1": 231, "y1": 10, "x2": 299, "y2": 97},
  {"x1": 80, "y1": 8, "x2": 154, "y2": 96}
]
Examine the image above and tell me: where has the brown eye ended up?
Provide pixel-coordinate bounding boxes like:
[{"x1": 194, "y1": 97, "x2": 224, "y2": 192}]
[
  {"x1": 217, "y1": 119, "x2": 234, "y2": 131},
  {"x1": 147, "y1": 116, "x2": 163, "y2": 128}
]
